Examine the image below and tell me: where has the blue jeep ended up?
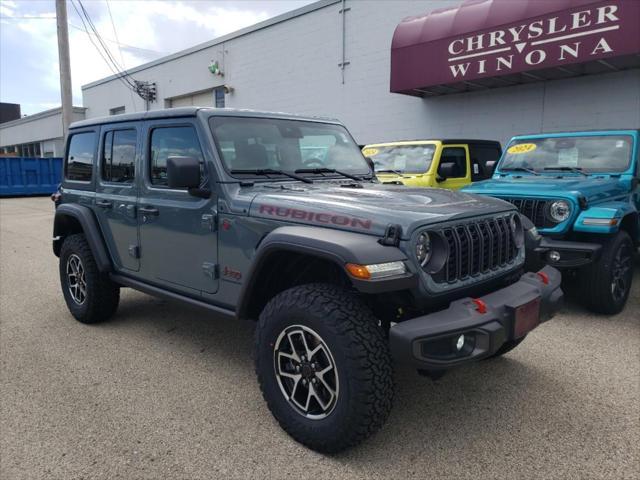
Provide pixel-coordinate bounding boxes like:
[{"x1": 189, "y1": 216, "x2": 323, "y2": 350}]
[{"x1": 463, "y1": 130, "x2": 638, "y2": 314}]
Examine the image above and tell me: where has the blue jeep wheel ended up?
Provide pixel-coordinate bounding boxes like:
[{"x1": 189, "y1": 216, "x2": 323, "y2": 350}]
[{"x1": 580, "y1": 231, "x2": 634, "y2": 315}]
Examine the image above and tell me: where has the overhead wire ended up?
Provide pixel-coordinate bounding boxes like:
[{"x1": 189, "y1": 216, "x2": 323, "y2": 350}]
[{"x1": 104, "y1": 0, "x2": 137, "y2": 109}]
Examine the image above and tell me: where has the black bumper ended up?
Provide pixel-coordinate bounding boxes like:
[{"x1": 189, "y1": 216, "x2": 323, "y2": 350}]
[
  {"x1": 389, "y1": 266, "x2": 563, "y2": 370},
  {"x1": 533, "y1": 237, "x2": 602, "y2": 268}
]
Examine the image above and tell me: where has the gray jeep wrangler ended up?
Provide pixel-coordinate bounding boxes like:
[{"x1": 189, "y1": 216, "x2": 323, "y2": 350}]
[{"x1": 53, "y1": 108, "x2": 563, "y2": 452}]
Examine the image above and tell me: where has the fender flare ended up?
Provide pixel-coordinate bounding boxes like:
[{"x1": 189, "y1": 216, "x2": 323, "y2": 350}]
[
  {"x1": 574, "y1": 201, "x2": 637, "y2": 235},
  {"x1": 53, "y1": 204, "x2": 112, "y2": 272},
  {"x1": 236, "y1": 225, "x2": 415, "y2": 320}
]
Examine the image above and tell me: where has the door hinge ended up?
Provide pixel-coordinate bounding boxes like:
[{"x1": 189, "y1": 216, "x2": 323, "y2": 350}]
[
  {"x1": 202, "y1": 262, "x2": 219, "y2": 279},
  {"x1": 201, "y1": 213, "x2": 217, "y2": 232},
  {"x1": 128, "y1": 245, "x2": 140, "y2": 259}
]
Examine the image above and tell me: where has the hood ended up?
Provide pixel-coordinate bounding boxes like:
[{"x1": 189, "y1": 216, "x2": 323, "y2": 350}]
[
  {"x1": 245, "y1": 182, "x2": 514, "y2": 238},
  {"x1": 464, "y1": 175, "x2": 629, "y2": 203}
]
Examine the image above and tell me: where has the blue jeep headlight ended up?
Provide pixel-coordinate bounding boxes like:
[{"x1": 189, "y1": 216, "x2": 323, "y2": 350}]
[{"x1": 548, "y1": 200, "x2": 571, "y2": 223}]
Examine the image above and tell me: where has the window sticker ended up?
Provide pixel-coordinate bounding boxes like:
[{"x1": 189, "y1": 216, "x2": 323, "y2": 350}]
[
  {"x1": 362, "y1": 147, "x2": 379, "y2": 157},
  {"x1": 558, "y1": 147, "x2": 579, "y2": 166},
  {"x1": 507, "y1": 143, "x2": 537, "y2": 154}
]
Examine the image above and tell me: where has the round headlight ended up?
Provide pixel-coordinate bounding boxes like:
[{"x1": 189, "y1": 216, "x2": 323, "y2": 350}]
[
  {"x1": 548, "y1": 200, "x2": 571, "y2": 223},
  {"x1": 416, "y1": 232, "x2": 432, "y2": 266}
]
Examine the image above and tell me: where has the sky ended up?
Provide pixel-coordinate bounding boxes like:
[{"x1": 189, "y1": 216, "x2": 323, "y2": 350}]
[{"x1": 0, "y1": 0, "x2": 315, "y2": 115}]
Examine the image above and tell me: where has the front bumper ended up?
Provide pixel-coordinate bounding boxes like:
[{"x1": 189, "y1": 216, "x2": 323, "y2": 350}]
[
  {"x1": 389, "y1": 266, "x2": 563, "y2": 370},
  {"x1": 533, "y1": 237, "x2": 602, "y2": 268}
]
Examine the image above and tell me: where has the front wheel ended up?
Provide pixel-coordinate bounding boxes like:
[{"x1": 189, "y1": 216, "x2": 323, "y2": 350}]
[
  {"x1": 580, "y1": 231, "x2": 634, "y2": 315},
  {"x1": 255, "y1": 283, "x2": 394, "y2": 453}
]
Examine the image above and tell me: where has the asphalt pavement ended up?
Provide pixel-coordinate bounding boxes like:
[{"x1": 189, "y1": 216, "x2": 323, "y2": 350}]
[{"x1": 1, "y1": 196, "x2": 638, "y2": 479}]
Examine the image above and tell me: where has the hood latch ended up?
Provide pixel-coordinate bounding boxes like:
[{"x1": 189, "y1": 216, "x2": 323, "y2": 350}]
[{"x1": 379, "y1": 224, "x2": 402, "y2": 247}]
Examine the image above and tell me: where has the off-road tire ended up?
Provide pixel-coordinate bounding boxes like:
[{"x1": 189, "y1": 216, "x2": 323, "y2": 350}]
[
  {"x1": 59, "y1": 234, "x2": 120, "y2": 323},
  {"x1": 579, "y1": 231, "x2": 634, "y2": 315},
  {"x1": 255, "y1": 283, "x2": 394, "y2": 453},
  {"x1": 486, "y1": 336, "x2": 526, "y2": 359}
]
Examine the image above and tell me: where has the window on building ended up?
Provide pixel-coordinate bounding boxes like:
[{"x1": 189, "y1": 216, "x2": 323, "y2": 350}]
[
  {"x1": 439, "y1": 147, "x2": 467, "y2": 178},
  {"x1": 215, "y1": 88, "x2": 225, "y2": 108},
  {"x1": 110, "y1": 106, "x2": 125, "y2": 116},
  {"x1": 149, "y1": 126, "x2": 205, "y2": 187},
  {"x1": 65, "y1": 132, "x2": 96, "y2": 181},
  {"x1": 102, "y1": 129, "x2": 136, "y2": 183}
]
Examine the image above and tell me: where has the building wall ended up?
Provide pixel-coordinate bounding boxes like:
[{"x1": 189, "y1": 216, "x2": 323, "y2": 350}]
[{"x1": 81, "y1": 0, "x2": 640, "y2": 146}]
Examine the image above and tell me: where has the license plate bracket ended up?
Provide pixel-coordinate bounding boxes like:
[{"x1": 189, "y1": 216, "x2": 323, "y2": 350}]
[{"x1": 514, "y1": 297, "x2": 541, "y2": 338}]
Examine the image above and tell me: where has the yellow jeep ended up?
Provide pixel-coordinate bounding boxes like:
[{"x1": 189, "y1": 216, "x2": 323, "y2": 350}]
[{"x1": 362, "y1": 139, "x2": 502, "y2": 189}]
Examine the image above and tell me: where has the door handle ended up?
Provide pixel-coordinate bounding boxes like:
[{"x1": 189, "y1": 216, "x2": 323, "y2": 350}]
[
  {"x1": 96, "y1": 200, "x2": 112, "y2": 209},
  {"x1": 139, "y1": 206, "x2": 159, "y2": 216}
]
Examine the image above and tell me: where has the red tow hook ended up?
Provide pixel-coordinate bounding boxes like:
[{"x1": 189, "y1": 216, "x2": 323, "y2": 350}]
[
  {"x1": 537, "y1": 272, "x2": 550, "y2": 285},
  {"x1": 472, "y1": 298, "x2": 488, "y2": 314}
]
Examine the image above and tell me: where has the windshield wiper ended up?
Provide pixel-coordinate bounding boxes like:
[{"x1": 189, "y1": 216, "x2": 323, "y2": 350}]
[
  {"x1": 376, "y1": 169, "x2": 405, "y2": 175},
  {"x1": 543, "y1": 166, "x2": 588, "y2": 176},
  {"x1": 230, "y1": 168, "x2": 313, "y2": 183},
  {"x1": 501, "y1": 167, "x2": 540, "y2": 176},
  {"x1": 295, "y1": 167, "x2": 365, "y2": 182}
]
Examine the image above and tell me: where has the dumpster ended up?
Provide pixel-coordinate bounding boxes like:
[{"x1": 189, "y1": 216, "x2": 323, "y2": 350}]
[{"x1": 0, "y1": 157, "x2": 62, "y2": 196}]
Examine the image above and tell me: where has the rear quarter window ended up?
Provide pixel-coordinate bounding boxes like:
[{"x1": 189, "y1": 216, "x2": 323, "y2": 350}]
[{"x1": 65, "y1": 131, "x2": 96, "y2": 182}]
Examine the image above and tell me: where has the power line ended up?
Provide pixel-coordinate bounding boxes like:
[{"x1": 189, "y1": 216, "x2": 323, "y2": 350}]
[
  {"x1": 104, "y1": 0, "x2": 137, "y2": 108},
  {"x1": 69, "y1": 0, "x2": 136, "y2": 92},
  {"x1": 68, "y1": 23, "x2": 164, "y2": 56}
]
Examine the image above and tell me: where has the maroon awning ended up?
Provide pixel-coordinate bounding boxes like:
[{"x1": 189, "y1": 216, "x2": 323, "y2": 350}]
[{"x1": 390, "y1": 0, "x2": 640, "y2": 96}]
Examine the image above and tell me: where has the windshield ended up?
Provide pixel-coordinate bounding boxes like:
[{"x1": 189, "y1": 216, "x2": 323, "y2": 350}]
[
  {"x1": 363, "y1": 144, "x2": 435, "y2": 174},
  {"x1": 210, "y1": 116, "x2": 370, "y2": 176},
  {"x1": 500, "y1": 135, "x2": 633, "y2": 174}
]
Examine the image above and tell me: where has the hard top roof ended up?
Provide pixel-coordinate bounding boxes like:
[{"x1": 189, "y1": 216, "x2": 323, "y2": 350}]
[{"x1": 70, "y1": 107, "x2": 341, "y2": 129}]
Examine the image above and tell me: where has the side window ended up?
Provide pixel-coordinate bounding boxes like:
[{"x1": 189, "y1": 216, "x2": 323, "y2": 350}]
[
  {"x1": 65, "y1": 132, "x2": 96, "y2": 182},
  {"x1": 469, "y1": 144, "x2": 502, "y2": 179},
  {"x1": 439, "y1": 147, "x2": 467, "y2": 178},
  {"x1": 102, "y1": 129, "x2": 136, "y2": 183},
  {"x1": 149, "y1": 126, "x2": 205, "y2": 187}
]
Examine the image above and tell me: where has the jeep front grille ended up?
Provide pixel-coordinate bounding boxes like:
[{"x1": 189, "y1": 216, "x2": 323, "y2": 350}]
[
  {"x1": 436, "y1": 216, "x2": 519, "y2": 284},
  {"x1": 503, "y1": 198, "x2": 549, "y2": 228}
]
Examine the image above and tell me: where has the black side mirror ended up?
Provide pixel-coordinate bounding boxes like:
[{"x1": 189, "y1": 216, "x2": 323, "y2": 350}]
[
  {"x1": 437, "y1": 162, "x2": 458, "y2": 181},
  {"x1": 485, "y1": 160, "x2": 497, "y2": 175},
  {"x1": 364, "y1": 156, "x2": 375, "y2": 173},
  {"x1": 167, "y1": 156, "x2": 201, "y2": 189}
]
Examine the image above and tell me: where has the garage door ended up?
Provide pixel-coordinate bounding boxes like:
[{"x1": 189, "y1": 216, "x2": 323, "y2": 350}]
[{"x1": 168, "y1": 90, "x2": 214, "y2": 108}]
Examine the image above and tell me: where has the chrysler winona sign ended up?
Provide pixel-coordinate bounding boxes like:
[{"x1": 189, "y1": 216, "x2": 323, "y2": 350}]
[{"x1": 390, "y1": 0, "x2": 640, "y2": 94}]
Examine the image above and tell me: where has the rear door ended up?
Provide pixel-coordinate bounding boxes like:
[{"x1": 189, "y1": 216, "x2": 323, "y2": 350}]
[
  {"x1": 437, "y1": 145, "x2": 470, "y2": 189},
  {"x1": 137, "y1": 118, "x2": 219, "y2": 294},
  {"x1": 94, "y1": 123, "x2": 140, "y2": 272}
]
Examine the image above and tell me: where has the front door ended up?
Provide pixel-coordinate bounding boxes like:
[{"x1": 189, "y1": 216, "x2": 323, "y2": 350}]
[
  {"x1": 94, "y1": 123, "x2": 140, "y2": 271},
  {"x1": 137, "y1": 119, "x2": 219, "y2": 294},
  {"x1": 437, "y1": 145, "x2": 471, "y2": 190}
]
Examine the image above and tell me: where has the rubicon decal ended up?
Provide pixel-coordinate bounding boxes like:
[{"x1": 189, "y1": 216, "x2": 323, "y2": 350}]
[{"x1": 258, "y1": 204, "x2": 372, "y2": 230}]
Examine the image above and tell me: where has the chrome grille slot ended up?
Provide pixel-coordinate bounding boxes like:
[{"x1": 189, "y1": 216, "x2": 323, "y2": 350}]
[{"x1": 437, "y1": 215, "x2": 519, "y2": 284}]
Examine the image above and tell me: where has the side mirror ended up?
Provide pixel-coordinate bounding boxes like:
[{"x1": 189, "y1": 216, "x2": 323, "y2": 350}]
[
  {"x1": 437, "y1": 162, "x2": 458, "y2": 181},
  {"x1": 485, "y1": 160, "x2": 498, "y2": 175},
  {"x1": 167, "y1": 156, "x2": 201, "y2": 189}
]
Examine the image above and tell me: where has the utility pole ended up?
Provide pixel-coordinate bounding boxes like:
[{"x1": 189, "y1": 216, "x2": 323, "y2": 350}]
[{"x1": 55, "y1": 0, "x2": 73, "y2": 140}]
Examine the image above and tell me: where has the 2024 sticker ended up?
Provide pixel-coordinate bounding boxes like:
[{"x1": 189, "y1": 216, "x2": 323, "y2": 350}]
[
  {"x1": 507, "y1": 143, "x2": 537, "y2": 154},
  {"x1": 362, "y1": 147, "x2": 379, "y2": 157}
]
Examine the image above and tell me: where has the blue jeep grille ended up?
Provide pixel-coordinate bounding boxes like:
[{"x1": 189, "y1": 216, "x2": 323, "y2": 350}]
[
  {"x1": 436, "y1": 215, "x2": 519, "y2": 284},
  {"x1": 503, "y1": 198, "x2": 550, "y2": 228}
]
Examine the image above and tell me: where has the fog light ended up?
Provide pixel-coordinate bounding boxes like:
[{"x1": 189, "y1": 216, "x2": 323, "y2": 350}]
[
  {"x1": 456, "y1": 334, "x2": 465, "y2": 351},
  {"x1": 547, "y1": 250, "x2": 561, "y2": 262}
]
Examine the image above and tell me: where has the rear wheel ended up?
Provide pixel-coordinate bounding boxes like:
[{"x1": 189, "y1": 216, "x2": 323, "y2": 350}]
[
  {"x1": 580, "y1": 231, "x2": 634, "y2": 315},
  {"x1": 59, "y1": 234, "x2": 120, "y2": 323},
  {"x1": 255, "y1": 283, "x2": 394, "y2": 453}
]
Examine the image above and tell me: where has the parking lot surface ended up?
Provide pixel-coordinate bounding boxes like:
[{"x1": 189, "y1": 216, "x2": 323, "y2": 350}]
[{"x1": 1, "y1": 196, "x2": 638, "y2": 479}]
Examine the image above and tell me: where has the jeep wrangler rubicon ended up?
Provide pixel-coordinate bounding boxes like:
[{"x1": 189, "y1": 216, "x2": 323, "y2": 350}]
[
  {"x1": 463, "y1": 130, "x2": 639, "y2": 314},
  {"x1": 53, "y1": 108, "x2": 563, "y2": 453}
]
